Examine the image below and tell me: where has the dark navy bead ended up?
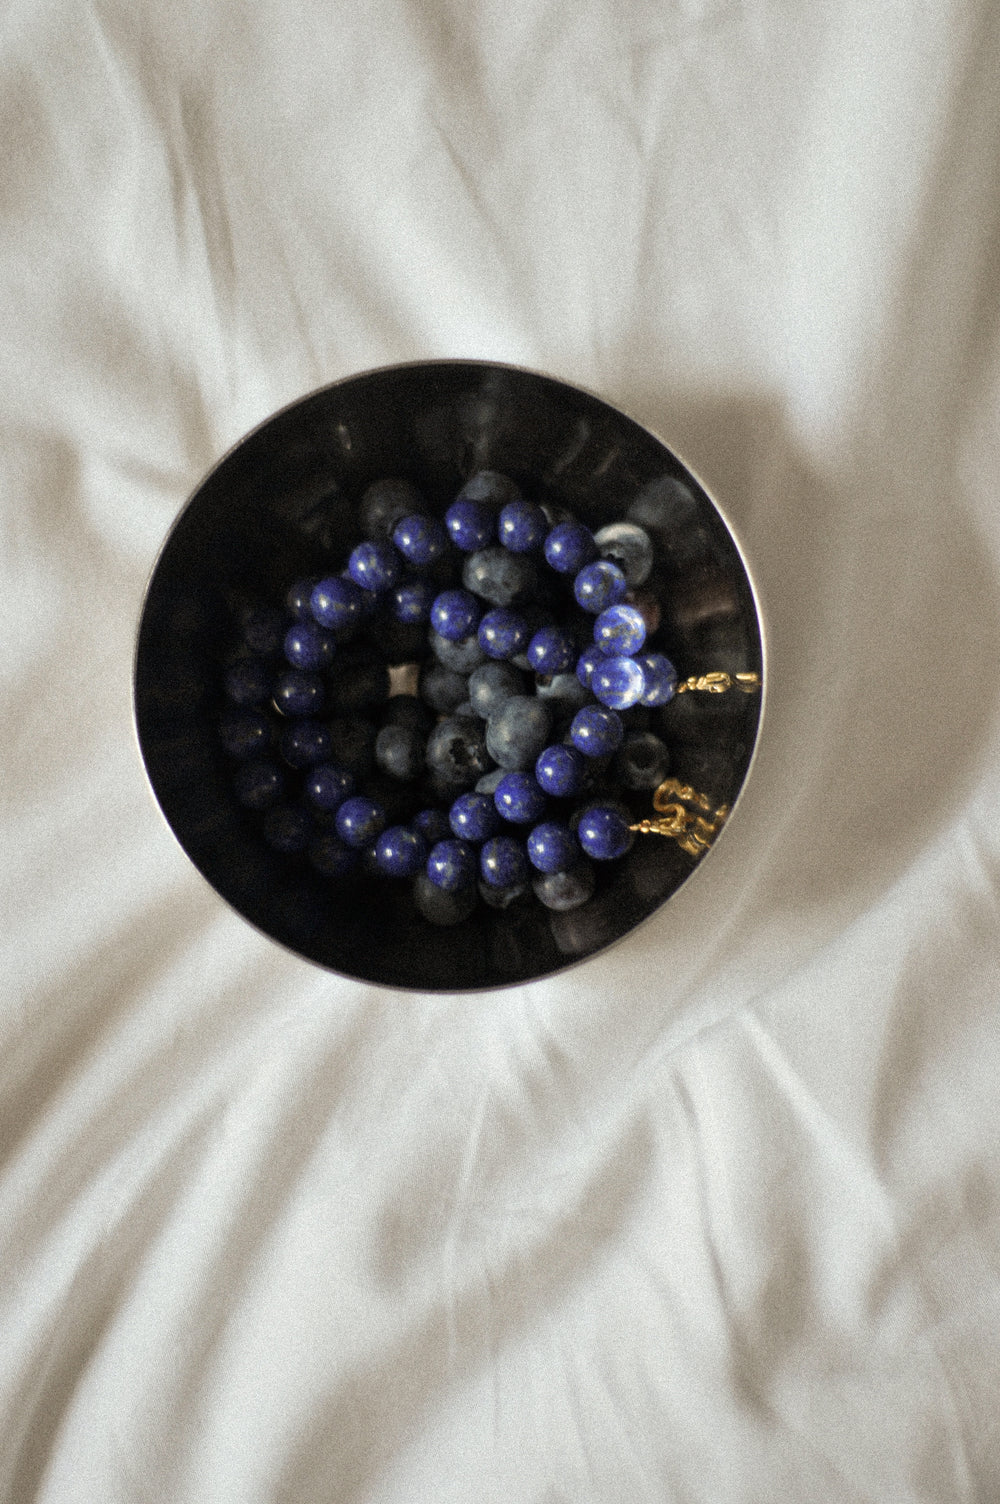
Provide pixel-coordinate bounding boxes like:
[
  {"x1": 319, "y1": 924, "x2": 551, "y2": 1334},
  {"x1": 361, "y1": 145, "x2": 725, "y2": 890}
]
[
  {"x1": 448, "y1": 791, "x2": 500, "y2": 843},
  {"x1": 279, "y1": 719, "x2": 332, "y2": 768},
  {"x1": 262, "y1": 804, "x2": 313, "y2": 853},
  {"x1": 304, "y1": 762, "x2": 356, "y2": 811},
  {"x1": 426, "y1": 838, "x2": 478, "y2": 891},
  {"x1": 335, "y1": 795, "x2": 387, "y2": 848},
  {"x1": 286, "y1": 578, "x2": 320, "y2": 620},
  {"x1": 224, "y1": 657, "x2": 272, "y2": 707},
  {"x1": 347, "y1": 539, "x2": 402, "y2": 594},
  {"x1": 573, "y1": 560, "x2": 628, "y2": 613},
  {"x1": 638, "y1": 652, "x2": 679, "y2": 706},
  {"x1": 569, "y1": 705, "x2": 625, "y2": 756},
  {"x1": 526, "y1": 821, "x2": 578, "y2": 874},
  {"x1": 526, "y1": 626, "x2": 576, "y2": 675},
  {"x1": 477, "y1": 608, "x2": 531, "y2": 660},
  {"x1": 233, "y1": 760, "x2": 285, "y2": 810},
  {"x1": 593, "y1": 603, "x2": 647, "y2": 658},
  {"x1": 390, "y1": 577, "x2": 435, "y2": 623},
  {"x1": 283, "y1": 620, "x2": 336, "y2": 671},
  {"x1": 373, "y1": 825, "x2": 428, "y2": 877},
  {"x1": 310, "y1": 576, "x2": 366, "y2": 633},
  {"x1": 413, "y1": 807, "x2": 452, "y2": 845},
  {"x1": 534, "y1": 743, "x2": 586, "y2": 797},
  {"x1": 479, "y1": 835, "x2": 530, "y2": 889},
  {"x1": 574, "y1": 643, "x2": 606, "y2": 689},
  {"x1": 493, "y1": 771, "x2": 548, "y2": 824},
  {"x1": 273, "y1": 670, "x2": 325, "y2": 717},
  {"x1": 576, "y1": 804, "x2": 634, "y2": 860},
  {"x1": 391, "y1": 513, "x2": 449, "y2": 567},
  {"x1": 445, "y1": 497, "x2": 494, "y2": 552},
  {"x1": 309, "y1": 832, "x2": 360, "y2": 878},
  {"x1": 219, "y1": 711, "x2": 271, "y2": 760},
  {"x1": 532, "y1": 862, "x2": 596, "y2": 910},
  {"x1": 430, "y1": 589, "x2": 482, "y2": 642},
  {"x1": 544, "y1": 521, "x2": 597, "y2": 574},
  {"x1": 591, "y1": 656, "x2": 647, "y2": 710},
  {"x1": 594, "y1": 521, "x2": 655, "y2": 586},
  {"x1": 498, "y1": 498, "x2": 548, "y2": 553}
]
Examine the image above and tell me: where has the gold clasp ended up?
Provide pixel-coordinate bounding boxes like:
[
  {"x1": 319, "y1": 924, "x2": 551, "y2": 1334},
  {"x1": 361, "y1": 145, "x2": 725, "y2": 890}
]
[
  {"x1": 630, "y1": 778, "x2": 730, "y2": 858},
  {"x1": 676, "y1": 670, "x2": 761, "y2": 695}
]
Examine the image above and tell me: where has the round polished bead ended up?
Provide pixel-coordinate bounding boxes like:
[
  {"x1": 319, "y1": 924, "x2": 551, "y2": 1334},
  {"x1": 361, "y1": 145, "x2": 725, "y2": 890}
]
[
  {"x1": 448, "y1": 791, "x2": 501, "y2": 842},
  {"x1": 544, "y1": 521, "x2": 597, "y2": 574},
  {"x1": 413, "y1": 807, "x2": 452, "y2": 845},
  {"x1": 304, "y1": 762, "x2": 356, "y2": 811},
  {"x1": 430, "y1": 589, "x2": 482, "y2": 642},
  {"x1": 480, "y1": 835, "x2": 530, "y2": 889},
  {"x1": 526, "y1": 821, "x2": 578, "y2": 874},
  {"x1": 593, "y1": 521, "x2": 655, "y2": 586},
  {"x1": 309, "y1": 832, "x2": 359, "y2": 878},
  {"x1": 591, "y1": 655, "x2": 647, "y2": 710},
  {"x1": 310, "y1": 575, "x2": 367, "y2": 633},
  {"x1": 224, "y1": 657, "x2": 271, "y2": 707},
  {"x1": 273, "y1": 670, "x2": 325, "y2": 717},
  {"x1": 576, "y1": 804, "x2": 634, "y2": 860},
  {"x1": 427, "y1": 838, "x2": 478, "y2": 891},
  {"x1": 391, "y1": 578, "x2": 435, "y2": 623},
  {"x1": 526, "y1": 626, "x2": 576, "y2": 675},
  {"x1": 478, "y1": 608, "x2": 531, "y2": 660},
  {"x1": 219, "y1": 710, "x2": 271, "y2": 760},
  {"x1": 574, "y1": 643, "x2": 606, "y2": 689},
  {"x1": 285, "y1": 578, "x2": 320, "y2": 620},
  {"x1": 638, "y1": 652, "x2": 679, "y2": 706},
  {"x1": 593, "y1": 603, "x2": 647, "y2": 658},
  {"x1": 373, "y1": 825, "x2": 428, "y2": 877},
  {"x1": 534, "y1": 742, "x2": 586, "y2": 797},
  {"x1": 532, "y1": 862, "x2": 596, "y2": 910},
  {"x1": 573, "y1": 560, "x2": 628, "y2": 613},
  {"x1": 283, "y1": 620, "x2": 336, "y2": 671},
  {"x1": 493, "y1": 771, "x2": 548, "y2": 824},
  {"x1": 335, "y1": 795, "x2": 387, "y2": 848},
  {"x1": 279, "y1": 719, "x2": 332, "y2": 768},
  {"x1": 262, "y1": 804, "x2": 313, "y2": 853},
  {"x1": 347, "y1": 539, "x2": 402, "y2": 594},
  {"x1": 498, "y1": 498, "x2": 548, "y2": 553},
  {"x1": 233, "y1": 760, "x2": 285, "y2": 810},
  {"x1": 445, "y1": 497, "x2": 494, "y2": 551},
  {"x1": 391, "y1": 513, "x2": 449, "y2": 567},
  {"x1": 569, "y1": 704, "x2": 625, "y2": 756}
]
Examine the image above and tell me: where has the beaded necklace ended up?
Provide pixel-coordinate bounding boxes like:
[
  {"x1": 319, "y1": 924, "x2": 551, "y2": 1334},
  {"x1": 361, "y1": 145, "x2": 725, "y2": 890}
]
[{"x1": 218, "y1": 470, "x2": 759, "y2": 926}]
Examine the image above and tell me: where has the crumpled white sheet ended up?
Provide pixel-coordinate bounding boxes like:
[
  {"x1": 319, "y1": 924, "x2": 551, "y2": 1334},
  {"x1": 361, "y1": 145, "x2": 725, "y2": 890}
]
[{"x1": 3, "y1": 1, "x2": 1000, "y2": 1499}]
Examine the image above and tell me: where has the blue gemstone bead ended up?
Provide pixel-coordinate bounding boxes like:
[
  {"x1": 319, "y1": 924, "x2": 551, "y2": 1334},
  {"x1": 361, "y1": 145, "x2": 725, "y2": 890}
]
[
  {"x1": 310, "y1": 576, "x2": 367, "y2": 633},
  {"x1": 224, "y1": 657, "x2": 271, "y2": 707},
  {"x1": 544, "y1": 521, "x2": 597, "y2": 574},
  {"x1": 445, "y1": 497, "x2": 495, "y2": 551},
  {"x1": 534, "y1": 743, "x2": 586, "y2": 797},
  {"x1": 347, "y1": 539, "x2": 402, "y2": 593},
  {"x1": 526, "y1": 821, "x2": 579, "y2": 874},
  {"x1": 279, "y1": 719, "x2": 332, "y2": 768},
  {"x1": 373, "y1": 825, "x2": 428, "y2": 877},
  {"x1": 574, "y1": 643, "x2": 606, "y2": 689},
  {"x1": 498, "y1": 498, "x2": 548, "y2": 553},
  {"x1": 233, "y1": 760, "x2": 285, "y2": 811},
  {"x1": 308, "y1": 832, "x2": 359, "y2": 878},
  {"x1": 430, "y1": 589, "x2": 482, "y2": 642},
  {"x1": 576, "y1": 804, "x2": 635, "y2": 860},
  {"x1": 526, "y1": 625, "x2": 576, "y2": 675},
  {"x1": 286, "y1": 578, "x2": 319, "y2": 620},
  {"x1": 569, "y1": 704, "x2": 625, "y2": 757},
  {"x1": 390, "y1": 577, "x2": 435, "y2": 623},
  {"x1": 219, "y1": 711, "x2": 271, "y2": 760},
  {"x1": 479, "y1": 835, "x2": 529, "y2": 889},
  {"x1": 283, "y1": 620, "x2": 336, "y2": 671},
  {"x1": 448, "y1": 791, "x2": 501, "y2": 842},
  {"x1": 593, "y1": 603, "x2": 647, "y2": 657},
  {"x1": 477, "y1": 608, "x2": 531, "y2": 660},
  {"x1": 493, "y1": 771, "x2": 548, "y2": 824},
  {"x1": 590, "y1": 655, "x2": 647, "y2": 710},
  {"x1": 304, "y1": 763, "x2": 356, "y2": 811},
  {"x1": 392, "y1": 513, "x2": 449, "y2": 567},
  {"x1": 335, "y1": 795, "x2": 387, "y2": 848},
  {"x1": 573, "y1": 560, "x2": 628, "y2": 613},
  {"x1": 262, "y1": 804, "x2": 313, "y2": 853},
  {"x1": 413, "y1": 807, "x2": 452, "y2": 845},
  {"x1": 638, "y1": 652, "x2": 679, "y2": 706},
  {"x1": 273, "y1": 670, "x2": 325, "y2": 717},
  {"x1": 426, "y1": 838, "x2": 478, "y2": 891}
]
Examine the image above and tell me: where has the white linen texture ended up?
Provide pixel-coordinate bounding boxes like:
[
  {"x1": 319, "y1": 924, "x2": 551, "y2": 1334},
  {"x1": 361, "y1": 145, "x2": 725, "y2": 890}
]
[{"x1": 2, "y1": 1, "x2": 1000, "y2": 1501}]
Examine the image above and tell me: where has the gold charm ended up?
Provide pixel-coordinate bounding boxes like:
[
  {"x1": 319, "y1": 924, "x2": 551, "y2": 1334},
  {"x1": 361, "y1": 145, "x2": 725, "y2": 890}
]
[
  {"x1": 630, "y1": 778, "x2": 730, "y2": 858},
  {"x1": 675, "y1": 670, "x2": 761, "y2": 695}
]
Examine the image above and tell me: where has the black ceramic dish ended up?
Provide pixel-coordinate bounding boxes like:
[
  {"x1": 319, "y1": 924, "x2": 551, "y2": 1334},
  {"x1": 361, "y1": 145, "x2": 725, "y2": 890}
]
[{"x1": 133, "y1": 361, "x2": 764, "y2": 991}]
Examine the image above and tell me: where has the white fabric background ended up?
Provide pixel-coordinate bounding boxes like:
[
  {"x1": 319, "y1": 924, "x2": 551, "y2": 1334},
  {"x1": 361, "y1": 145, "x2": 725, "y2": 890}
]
[{"x1": 3, "y1": 2, "x2": 1000, "y2": 1499}]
